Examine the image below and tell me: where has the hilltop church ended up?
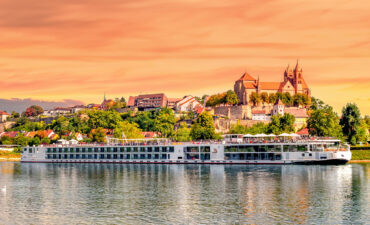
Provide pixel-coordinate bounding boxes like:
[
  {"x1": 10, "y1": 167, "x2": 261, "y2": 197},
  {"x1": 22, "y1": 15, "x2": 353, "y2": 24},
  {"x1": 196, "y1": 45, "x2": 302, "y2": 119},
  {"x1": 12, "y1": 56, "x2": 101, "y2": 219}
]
[{"x1": 234, "y1": 61, "x2": 310, "y2": 105}]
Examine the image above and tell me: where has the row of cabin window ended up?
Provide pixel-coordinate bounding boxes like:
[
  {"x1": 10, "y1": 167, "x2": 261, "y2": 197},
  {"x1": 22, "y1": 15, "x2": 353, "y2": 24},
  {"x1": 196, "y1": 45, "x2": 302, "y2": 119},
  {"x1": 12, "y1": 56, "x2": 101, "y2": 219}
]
[
  {"x1": 47, "y1": 146, "x2": 175, "y2": 153},
  {"x1": 47, "y1": 154, "x2": 170, "y2": 160},
  {"x1": 225, "y1": 145, "x2": 308, "y2": 152},
  {"x1": 225, "y1": 153, "x2": 282, "y2": 160}
]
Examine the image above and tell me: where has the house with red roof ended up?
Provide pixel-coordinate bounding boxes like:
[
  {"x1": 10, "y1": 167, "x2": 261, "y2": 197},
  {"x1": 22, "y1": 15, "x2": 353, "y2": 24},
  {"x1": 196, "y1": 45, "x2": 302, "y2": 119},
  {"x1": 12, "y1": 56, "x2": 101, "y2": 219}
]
[
  {"x1": 234, "y1": 61, "x2": 310, "y2": 105},
  {"x1": 0, "y1": 110, "x2": 10, "y2": 122},
  {"x1": 252, "y1": 109, "x2": 269, "y2": 121},
  {"x1": 175, "y1": 96, "x2": 202, "y2": 112},
  {"x1": 141, "y1": 132, "x2": 161, "y2": 139},
  {"x1": 0, "y1": 131, "x2": 19, "y2": 138}
]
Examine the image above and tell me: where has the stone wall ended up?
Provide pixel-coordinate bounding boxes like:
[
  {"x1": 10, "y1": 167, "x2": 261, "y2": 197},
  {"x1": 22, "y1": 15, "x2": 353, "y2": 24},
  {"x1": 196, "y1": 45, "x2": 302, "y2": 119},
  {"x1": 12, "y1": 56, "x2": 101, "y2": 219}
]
[{"x1": 214, "y1": 105, "x2": 251, "y2": 120}]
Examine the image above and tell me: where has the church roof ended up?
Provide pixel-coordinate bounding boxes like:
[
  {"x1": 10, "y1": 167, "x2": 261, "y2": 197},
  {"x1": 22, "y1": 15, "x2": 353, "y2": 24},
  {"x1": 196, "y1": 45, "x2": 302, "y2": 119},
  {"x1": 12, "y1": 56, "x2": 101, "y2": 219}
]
[
  {"x1": 238, "y1": 72, "x2": 256, "y2": 81},
  {"x1": 259, "y1": 82, "x2": 282, "y2": 90}
]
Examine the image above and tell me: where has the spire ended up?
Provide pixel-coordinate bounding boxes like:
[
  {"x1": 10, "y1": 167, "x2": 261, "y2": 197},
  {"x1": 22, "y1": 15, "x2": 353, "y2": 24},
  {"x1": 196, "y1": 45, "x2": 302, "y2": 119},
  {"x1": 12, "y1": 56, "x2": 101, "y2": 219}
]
[
  {"x1": 104, "y1": 92, "x2": 106, "y2": 101},
  {"x1": 294, "y1": 59, "x2": 302, "y2": 71}
]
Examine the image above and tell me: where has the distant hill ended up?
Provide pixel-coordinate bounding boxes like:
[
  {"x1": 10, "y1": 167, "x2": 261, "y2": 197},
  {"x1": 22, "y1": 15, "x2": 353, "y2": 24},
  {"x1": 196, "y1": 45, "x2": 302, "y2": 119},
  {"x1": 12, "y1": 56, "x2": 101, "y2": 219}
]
[{"x1": 0, "y1": 98, "x2": 85, "y2": 113}]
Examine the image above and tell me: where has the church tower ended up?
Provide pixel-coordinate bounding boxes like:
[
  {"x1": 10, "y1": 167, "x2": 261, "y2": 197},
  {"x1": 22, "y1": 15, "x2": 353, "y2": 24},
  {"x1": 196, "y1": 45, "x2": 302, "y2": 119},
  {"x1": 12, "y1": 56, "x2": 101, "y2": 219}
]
[{"x1": 294, "y1": 60, "x2": 303, "y2": 94}]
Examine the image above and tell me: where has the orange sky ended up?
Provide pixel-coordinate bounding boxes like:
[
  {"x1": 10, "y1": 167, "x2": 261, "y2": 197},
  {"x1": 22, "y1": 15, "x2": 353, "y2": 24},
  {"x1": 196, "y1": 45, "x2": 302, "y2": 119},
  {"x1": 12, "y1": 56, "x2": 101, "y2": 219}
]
[{"x1": 0, "y1": 0, "x2": 369, "y2": 114}]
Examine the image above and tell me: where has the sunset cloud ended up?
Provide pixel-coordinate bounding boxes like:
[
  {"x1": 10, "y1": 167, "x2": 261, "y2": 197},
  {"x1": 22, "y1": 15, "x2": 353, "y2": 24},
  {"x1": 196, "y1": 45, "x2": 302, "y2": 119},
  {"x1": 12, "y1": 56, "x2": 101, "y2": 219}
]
[{"x1": 0, "y1": 0, "x2": 369, "y2": 114}]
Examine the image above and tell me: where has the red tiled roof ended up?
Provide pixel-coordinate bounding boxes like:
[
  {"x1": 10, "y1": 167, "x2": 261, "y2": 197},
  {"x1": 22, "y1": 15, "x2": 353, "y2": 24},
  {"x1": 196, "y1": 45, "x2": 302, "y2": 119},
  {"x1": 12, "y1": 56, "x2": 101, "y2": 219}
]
[
  {"x1": 167, "y1": 98, "x2": 181, "y2": 103},
  {"x1": 252, "y1": 110, "x2": 265, "y2": 114},
  {"x1": 238, "y1": 73, "x2": 256, "y2": 81},
  {"x1": 243, "y1": 82, "x2": 257, "y2": 89},
  {"x1": 1, "y1": 131, "x2": 18, "y2": 138},
  {"x1": 284, "y1": 108, "x2": 308, "y2": 118},
  {"x1": 297, "y1": 128, "x2": 309, "y2": 135},
  {"x1": 259, "y1": 82, "x2": 282, "y2": 90},
  {"x1": 0, "y1": 110, "x2": 10, "y2": 115},
  {"x1": 141, "y1": 131, "x2": 160, "y2": 138}
]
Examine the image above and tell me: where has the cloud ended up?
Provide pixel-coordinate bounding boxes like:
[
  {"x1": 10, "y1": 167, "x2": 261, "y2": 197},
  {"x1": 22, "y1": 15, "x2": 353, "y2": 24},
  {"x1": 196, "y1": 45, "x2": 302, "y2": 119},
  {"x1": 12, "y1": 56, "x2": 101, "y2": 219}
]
[{"x1": 0, "y1": 98, "x2": 85, "y2": 113}]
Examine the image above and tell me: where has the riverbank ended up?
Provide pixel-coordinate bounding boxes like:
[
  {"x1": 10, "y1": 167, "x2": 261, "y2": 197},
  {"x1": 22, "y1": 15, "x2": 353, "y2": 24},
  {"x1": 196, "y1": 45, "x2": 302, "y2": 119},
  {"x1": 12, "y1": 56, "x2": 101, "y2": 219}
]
[{"x1": 0, "y1": 150, "x2": 21, "y2": 162}]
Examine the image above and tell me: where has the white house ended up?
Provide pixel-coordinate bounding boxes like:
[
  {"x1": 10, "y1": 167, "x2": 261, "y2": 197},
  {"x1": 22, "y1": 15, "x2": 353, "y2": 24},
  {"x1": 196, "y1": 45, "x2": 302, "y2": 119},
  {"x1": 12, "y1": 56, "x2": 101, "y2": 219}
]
[
  {"x1": 252, "y1": 110, "x2": 269, "y2": 121},
  {"x1": 175, "y1": 96, "x2": 202, "y2": 112},
  {"x1": 0, "y1": 111, "x2": 10, "y2": 122}
]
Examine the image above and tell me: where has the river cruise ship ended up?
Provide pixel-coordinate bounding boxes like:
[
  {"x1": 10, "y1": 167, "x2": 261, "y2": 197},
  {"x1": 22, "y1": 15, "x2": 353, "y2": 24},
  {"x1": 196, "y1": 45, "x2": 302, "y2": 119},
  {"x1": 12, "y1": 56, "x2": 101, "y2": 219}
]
[{"x1": 21, "y1": 135, "x2": 351, "y2": 165}]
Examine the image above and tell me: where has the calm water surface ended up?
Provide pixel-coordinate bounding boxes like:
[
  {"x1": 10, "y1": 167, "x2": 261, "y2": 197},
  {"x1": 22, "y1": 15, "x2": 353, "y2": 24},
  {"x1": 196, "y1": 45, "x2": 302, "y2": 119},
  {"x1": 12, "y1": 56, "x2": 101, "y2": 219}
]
[{"x1": 0, "y1": 162, "x2": 369, "y2": 224}]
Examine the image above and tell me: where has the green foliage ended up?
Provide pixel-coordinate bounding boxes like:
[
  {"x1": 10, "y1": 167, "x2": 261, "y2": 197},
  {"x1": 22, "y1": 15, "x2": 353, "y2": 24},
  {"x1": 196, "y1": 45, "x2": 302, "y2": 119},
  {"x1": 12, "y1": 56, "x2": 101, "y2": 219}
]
[
  {"x1": 10, "y1": 117, "x2": 46, "y2": 131},
  {"x1": 89, "y1": 127, "x2": 106, "y2": 143},
  {"x1": 351, "y1": 150, "x2": 370, "y2": 160},
  {"x1": 114, "y1": 121, "x2": 143, "y2": 139},
  {"x1": 206, "y1": 90, "x2": 238, "y2": 106},
  {"x1": 260, "y1": 92, "x2": 268, "y2": 105},
  {"x1": 175, "y1": 122, "x2": 191, "y2": 142},
  {"x1": 29, "y1": 137, "x2": 41, "y2": 146},
  {"x1": 13, "y1": 135, "x2": 30, "y2": 147},
  {"x1": 281, "y1": 92, "x2": 293, "y2": 106},
  {"x1": 206, "y1": 93, "x2": 226, "y2": 107},
  {"x1": 47, "y1": 116, "x2": 73, "y2": 135},
  {"x1": 153, "y1": 108, "x2": 176, "y2": 137},
  {"x1": 229, "y1": 122, "x2": 267, "y2": 135},
  {"x1": 249, "y1": 92, "x2": 260, "y2": 106},
  {"x1": 268, "y1": 93, "x2": 277, "y2": 104},
  {"x1": 225, "y1": 90, "x2": 239, "y2": 105},
  {"x1": 267, "y1": 114, "x2": 295, "y2": 134},
  {"x1": 133, "y1": 111, "x2": 156, "y2": 131},
  {"x1": 340, "y1": 103, "x2": 362, "y2": 145},
  {"x1": 10, "y1": 111, "x2": 20, "y2": 119},
  {"x1": 293, "y1": 93, "x2": 310, "y2": 107},
  {"x1": 310, "y1": 97, "x2": 325, "y2": 110},
  {"x1": 307, "y1": 104, "x2": 342, "y2": 138},
  {"x1": 190, "y1": 112, "x2": 216, "y2": 140}
]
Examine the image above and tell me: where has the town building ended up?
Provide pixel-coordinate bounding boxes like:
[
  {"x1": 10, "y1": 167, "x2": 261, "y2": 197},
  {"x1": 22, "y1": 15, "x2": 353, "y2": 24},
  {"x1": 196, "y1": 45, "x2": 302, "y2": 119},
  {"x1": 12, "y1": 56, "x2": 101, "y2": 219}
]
[
  {"x1": 251, "y1": 110, "x2": 270, "y2": 121},
  {"x1": 272, "y1": 99, "x2": 308, "y2": 129},
  {"x1": 175, "y1": 96, "x2": 202, "y2": 112},
  {"x1": 0, "y1": 110, "x2": 10, "y2": 122},
  {"x1": 167, "y1": 98, "x2": 181, "y2": 109},
  {"x1": 71, "y1": 105, "x2": 86, "y2": 113},
  {"x1": 234, "y1": 61, "x2": 310, "y2": 105},
  {"x1": 128, "y1": 93, "x2": 168, "y2": 110}
]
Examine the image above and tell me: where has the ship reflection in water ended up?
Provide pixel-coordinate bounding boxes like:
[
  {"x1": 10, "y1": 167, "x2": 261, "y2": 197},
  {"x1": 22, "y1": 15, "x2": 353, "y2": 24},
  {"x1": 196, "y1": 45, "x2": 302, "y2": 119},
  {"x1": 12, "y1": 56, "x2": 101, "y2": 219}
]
[{"x1": 0, "y1": 163, "x2": 369, "y2": 224}]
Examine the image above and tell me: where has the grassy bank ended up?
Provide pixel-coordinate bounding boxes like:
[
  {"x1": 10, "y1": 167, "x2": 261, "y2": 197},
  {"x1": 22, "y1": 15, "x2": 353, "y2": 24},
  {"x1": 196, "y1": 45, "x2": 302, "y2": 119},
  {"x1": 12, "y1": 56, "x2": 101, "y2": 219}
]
[
  {"x1": 351, "y1": 150, "x2": 370, "y2": 161},
  {"x1": 0, "y1": 150, "x2": 21, "y2": 161}
]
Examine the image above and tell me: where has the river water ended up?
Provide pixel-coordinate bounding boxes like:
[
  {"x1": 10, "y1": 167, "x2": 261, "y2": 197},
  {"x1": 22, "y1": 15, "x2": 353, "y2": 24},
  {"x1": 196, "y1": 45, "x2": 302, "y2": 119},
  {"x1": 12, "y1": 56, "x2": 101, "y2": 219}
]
[{"x1": 0, "y1": 162, "x2": 369, "y2": 224}]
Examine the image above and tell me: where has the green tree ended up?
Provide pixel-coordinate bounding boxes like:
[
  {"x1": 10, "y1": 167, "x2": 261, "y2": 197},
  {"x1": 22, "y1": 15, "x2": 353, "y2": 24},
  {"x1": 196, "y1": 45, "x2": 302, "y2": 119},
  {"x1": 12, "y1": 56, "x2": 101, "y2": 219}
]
[
  {"x1": 13, "y1": 135, "x2": 30, "y2": 147},
  {"x1": 282, "y1": 92, "x2": 293, "y2": 106},
  {"x1": 10, "y1": 111, "x2": 20, "y2": 119},
  {"x1": 260, "y1": 92, "x2": 268, "y2": 105},
  {"x1": 267, "y1": 114, "x2": 295, "y2": 134},
  {"x1": 153, "y1": 108, "x2": 176, "y2": 137},
  {"x1": 307, "y1": 104, "x2": 342, "y2": 138},
  {"x1": 89, "y1": 127, "x2": 106, "y2": 143},
  {"x1": 30, "y1": 137, "x2": 41, "y2": 146},
  {"x1": 225, "y1": 90, "x2": 239, "y2": 105},
  {"x1": 133, "y1": 111, "x2": 155, "y2": 131},
  {"x1": 114, "y1": 121, "x2": 143, "y2": 139},
  {"x1": 40, "y1": 137, "x2": 51, "y2": 144},
  {"x1": 268, "y1": 93, "x2": 277, "y2": 104},
  {"x1": 175, "y1": 122, "x2": 191, "y2": 141},
  {"x1": 249, "y1": 92, "x2": 260, "y2": 106},
  {"x1": 190, "y1": 112, "x2": 216, "y2": 140},
  {"x1": 340, "y1": 103, "x2": 362, "y2": 145}
]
